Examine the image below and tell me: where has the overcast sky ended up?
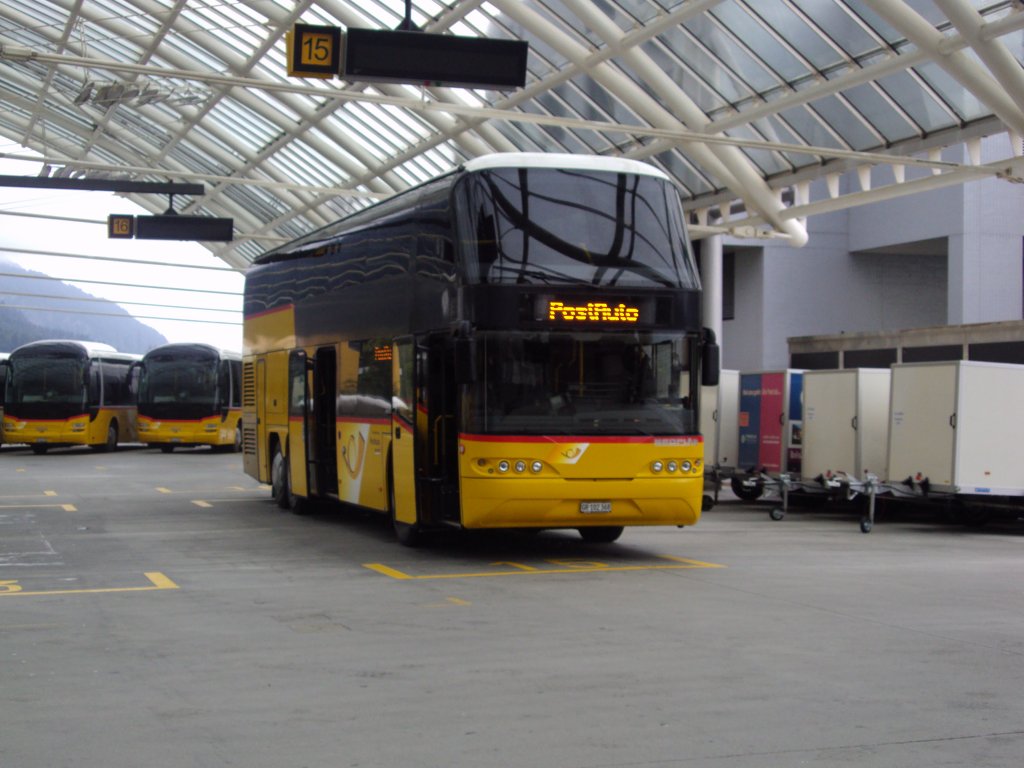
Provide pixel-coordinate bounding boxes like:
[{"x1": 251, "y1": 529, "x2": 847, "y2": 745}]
[{"x1": 0, "y1": 150, "x2": 245, "y2": 352}]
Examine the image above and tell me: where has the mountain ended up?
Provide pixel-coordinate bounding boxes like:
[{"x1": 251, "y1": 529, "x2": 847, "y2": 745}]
[{"x1": 0, "y1": 259, "x2": 168, "y2": 354}]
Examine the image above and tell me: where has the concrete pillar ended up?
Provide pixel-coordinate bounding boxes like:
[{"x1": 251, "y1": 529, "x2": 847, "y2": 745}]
[
  {"x1": 947, "y1": 232, "x2": 1023, "y2": 324},
  {"x1": 701, "y1": 234, "x2": 723, "y2": 343}
]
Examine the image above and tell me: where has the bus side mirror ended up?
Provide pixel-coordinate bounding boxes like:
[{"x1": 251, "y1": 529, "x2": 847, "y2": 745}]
[
  {"x1": 701, "y1": 328, "x2": 720, "y2": 388},
  {"x1": 454, "y1": 337, "x2": 476, "y2": 384}
]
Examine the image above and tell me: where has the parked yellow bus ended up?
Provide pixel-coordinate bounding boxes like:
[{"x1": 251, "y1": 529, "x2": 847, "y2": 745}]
[
  {"x1": 243, "y1": 153, "x2": 718, "y2": 544},
  {"x1": 1, "y1": 340, "x2": 139, "y2": 454},
  {"x1": 136, "y1": 343, "x2": 242, "y2": 452}
]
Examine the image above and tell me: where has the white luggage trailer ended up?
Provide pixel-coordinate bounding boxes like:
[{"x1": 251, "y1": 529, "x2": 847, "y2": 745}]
[
  {"x1": 886, "y1": 361, "x2": 1024, "y2": 524},
  {"x1": 769, "y1": 368, "x2": 891, "y2": 532}
]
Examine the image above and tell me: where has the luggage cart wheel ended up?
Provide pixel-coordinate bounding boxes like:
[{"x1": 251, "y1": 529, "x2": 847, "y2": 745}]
[
  {"x1": 769, "y1": 507, "x2": 785, "y2": 521},
  {"x1": 860, "y1": 518, "x2": 873, "y2": 534}
]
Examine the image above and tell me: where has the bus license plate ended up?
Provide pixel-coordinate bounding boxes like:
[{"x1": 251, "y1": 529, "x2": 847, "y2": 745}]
[{"x1": 580, "y1": 501, "x2": 612, "y2": 514}]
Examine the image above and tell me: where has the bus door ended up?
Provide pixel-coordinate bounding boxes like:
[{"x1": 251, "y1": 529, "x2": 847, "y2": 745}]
[
  {"x1": 286, "y1": 351, "x2": 309, "y2": 498},
  {"x1": 417, "y1": 333, "x2": 460, "y2": 524},
  {"x1": 310, "y1": 346, "x2": 339, "y2": 498},
  {"x1": 391, "y1": 338, "x2": 417, "y2": 525},
  {"x1": 244, "y1": 358, "x2": 265, "y2": 479}
]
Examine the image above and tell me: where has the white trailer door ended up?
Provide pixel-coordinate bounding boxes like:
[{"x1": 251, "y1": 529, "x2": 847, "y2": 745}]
[
  {"x1": 856, "y1": 370, "x2": 891, "y2": 480},
  {"x1": 954, "y1": 364, "x2": 1024, "y2": 492},
  {"x1": 888, "y1": 364, "x2": 956, "y2": 487},
  {"x1": 802, "y1": 371, "x2": 856, "y2": 480}
]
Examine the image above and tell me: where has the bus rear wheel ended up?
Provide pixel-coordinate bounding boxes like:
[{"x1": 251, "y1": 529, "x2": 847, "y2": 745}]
[
  {"x1": 91, "y1": 423, "x2": 118, "y2": 452},
  {"x1": 578, "y1": 526, "x2": 624, "y2": 543},
  {"x1": 388, "y1": 463, "x2": 421, "y2": 547},
  {"x1": 271, "y1": 446, "x2": 290, "y2": 509}
]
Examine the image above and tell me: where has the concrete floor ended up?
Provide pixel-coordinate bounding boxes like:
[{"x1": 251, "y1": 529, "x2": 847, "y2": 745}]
[{"x1": 1, "y1": 445, "x2": 1022, "y2": 768}]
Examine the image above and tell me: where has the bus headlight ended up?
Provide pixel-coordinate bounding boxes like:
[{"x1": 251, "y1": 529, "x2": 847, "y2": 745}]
[
  {"x1": 666, "y1": 461, "x2": 677, "y2": 473},
  {"x1": 497, "y1": 460, "x2": 510, "y2": 473},
  {"x1": 514, "y1": 460, "x2": 526, "y2": 473},
  {"x1": 680, "y1": 460, "x2": 692, "y2": 473},
  {"x1": 531, "y1": 461, "x2": 543, "y2": 474},
  {"x1": 70, "y1": 421, "x2": 86, "y2": 432},
  {"x1": 651, "y1": 461, "x2": 663, "y2": 473}
]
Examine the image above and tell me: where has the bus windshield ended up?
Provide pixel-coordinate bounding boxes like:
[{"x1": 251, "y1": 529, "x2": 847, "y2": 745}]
[
  {"x1": 4, "y1": 354, "x2": 87, "y2": 418},
  {"x1": 457, "y1": 167, "x2": 699, "y2": 289},
  {"x1": 464, "y1": 331, "x2": 698, "y2": 436},
  {"x1": 138, "y1": 355, "x2": 219, "y2": 419}
]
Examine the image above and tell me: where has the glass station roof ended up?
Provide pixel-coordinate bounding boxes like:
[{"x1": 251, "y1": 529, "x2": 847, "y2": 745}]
[{"x1": 1, "y1": 0, "x2": 1023, "y2": 267}]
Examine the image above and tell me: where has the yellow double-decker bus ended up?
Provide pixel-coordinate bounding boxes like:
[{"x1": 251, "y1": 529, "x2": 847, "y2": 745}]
[
  {"x1": 243, "y1": 153, "x2": 718, "y2": 545},
  {"x1": 136, "y1": 343, "x2": 243, "y2": 453},
  {"x1": 1, "y1": 340, "x2": 139, "y2": 454}
]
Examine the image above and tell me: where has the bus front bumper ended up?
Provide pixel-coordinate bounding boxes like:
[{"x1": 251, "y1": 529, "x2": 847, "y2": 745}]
[{"x1": 458, "y1": 476, "x2": 702, "y2": 529}]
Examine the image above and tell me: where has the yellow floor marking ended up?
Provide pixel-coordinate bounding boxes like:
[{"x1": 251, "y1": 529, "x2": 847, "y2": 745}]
[
  {"x1": 0, "y1": 572, "x2": 179, "y2": 597},
  {"x1": 158, "y1": 486, "x2": 263, "y2": 495},
  {"x1": 0, "y1": 503, "x2": 79, "y2": 511},
  {"x1": 144, "y1": 572, "x2": 178, "y2": 589},
  {"x1": 363, "y1": 555, "x2": 725, "y2": 581},
  {"x1": 425, "y1": 596, "x2": 472, "y2": 607},
  {"x1": 657, "y1": 554, "x2": 728, "y2": 569},
  {"x1": 0, "y1": 493, "x2": 69, "y2": 500},
  {"x1": 365, "y1": 563, "x2": 412, "y2": 580},
  {"x1": 189, "y1": 497, "x2": 268, "y2": 507}
]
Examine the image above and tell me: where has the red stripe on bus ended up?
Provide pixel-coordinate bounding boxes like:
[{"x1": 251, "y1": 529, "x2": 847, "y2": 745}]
[
  {"x1": 4, "y1": 413, "x2": 88, "y2": 423},
  {"x1": 458, "y1": 433, "x2": 703, "y2": 445}
]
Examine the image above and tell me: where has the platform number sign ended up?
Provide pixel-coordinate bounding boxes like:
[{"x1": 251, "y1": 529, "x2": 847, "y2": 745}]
[
  {"x1": 108, "y1": 214, "x2": 135, "y2": 239},
  {"x1": 287, "y1": 24, "x2": 341, "y2": 79}
]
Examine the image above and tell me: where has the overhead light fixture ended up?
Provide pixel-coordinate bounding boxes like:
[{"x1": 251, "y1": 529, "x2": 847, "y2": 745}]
[
  {"x1": 135, "y1": 84, "x2": 170, "y2": 106},
  {"x1": 73, "y1": 81, "x2": 94, "y2": 105},
  {"x1": 71, "y1": 79, "x2": 211, "y2": 109}
]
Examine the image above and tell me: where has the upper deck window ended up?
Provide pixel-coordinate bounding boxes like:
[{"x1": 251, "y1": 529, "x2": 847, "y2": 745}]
[{"x1": 456, "y1": 167, "x2": 699, "y2": 289}]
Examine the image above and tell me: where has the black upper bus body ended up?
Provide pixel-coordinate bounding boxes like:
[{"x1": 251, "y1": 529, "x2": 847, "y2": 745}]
[{"x1": 245, "y1": 153, "x2": 705, "y2": 439}]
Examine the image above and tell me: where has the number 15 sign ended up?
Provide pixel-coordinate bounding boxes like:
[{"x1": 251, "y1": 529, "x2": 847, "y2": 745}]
[{"x1": 287, "y1": 24, "x2": 341, "y2": 79}]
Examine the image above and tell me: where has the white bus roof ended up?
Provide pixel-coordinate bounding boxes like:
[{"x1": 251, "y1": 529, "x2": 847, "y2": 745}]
[
  {"x1": 10, "y1": 340, "x2": 139, "y2": 362},
  {"x1": 144, "y1": 342, "x2": 241, "y2": 361},
  {"x1": 462, "y1": 152, "x2": 671, "y2": 181}
]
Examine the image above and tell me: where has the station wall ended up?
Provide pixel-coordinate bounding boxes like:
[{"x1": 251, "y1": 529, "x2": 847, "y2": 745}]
[{"x1": 718, "y1": 141, "x2": 1024, "y2": 371}]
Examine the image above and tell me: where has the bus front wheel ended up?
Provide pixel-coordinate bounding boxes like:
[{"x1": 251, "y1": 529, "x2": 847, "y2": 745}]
[
  {"x1": 578, "y1": 526, "x2": 624, "y2": 543},
  {"x1": 92, "y1": 423, "x2": 118, "y2": 452}
]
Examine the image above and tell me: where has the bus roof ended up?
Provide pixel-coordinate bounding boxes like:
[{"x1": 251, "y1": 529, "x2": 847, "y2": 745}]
[
  {"x1": 462, "y1": 152, "x2": 671, "y2": 180},
  {"x1": 254, "y1": 153, "x2": 673, "y2": 266},
  {"x1": 143, "y1": 342, "x2": 241, "y2": 362},
  {"x1": 9, "y1": 339, "x2": 140, "y2": 364}
]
